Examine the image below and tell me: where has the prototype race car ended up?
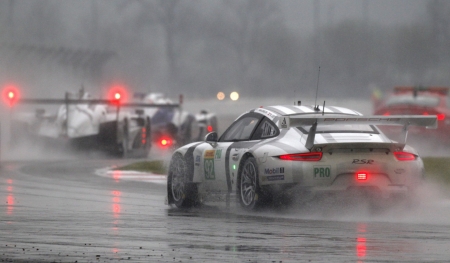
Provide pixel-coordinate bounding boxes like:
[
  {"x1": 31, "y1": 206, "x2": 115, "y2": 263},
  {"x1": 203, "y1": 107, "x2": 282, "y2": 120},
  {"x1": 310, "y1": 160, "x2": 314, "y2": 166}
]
[
  {"x1": 133, "y1": 92, "x2": 218, "y2": 149},
  {"x1": 166, "y1": 104, "x2": 437, "y2": 210},
  {"x1": 7, "y1": 88, "x2": 163, "y2": 157},
  {"x1": 373, "y1": 86, "x2": 450, "y2": 143}
]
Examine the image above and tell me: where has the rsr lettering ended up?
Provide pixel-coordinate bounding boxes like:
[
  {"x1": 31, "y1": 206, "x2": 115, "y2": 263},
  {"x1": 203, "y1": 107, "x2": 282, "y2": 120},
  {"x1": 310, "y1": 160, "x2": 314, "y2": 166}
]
[{"x1": 352, "y1": 159, "x2": 374, "y2": 164}]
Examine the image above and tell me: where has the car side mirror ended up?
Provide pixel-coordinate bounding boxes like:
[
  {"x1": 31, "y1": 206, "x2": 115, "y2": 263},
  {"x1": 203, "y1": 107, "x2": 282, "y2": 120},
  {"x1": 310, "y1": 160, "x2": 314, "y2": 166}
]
[{"x1": 205, "y1": 132, "x2": 218, "y2": 146}]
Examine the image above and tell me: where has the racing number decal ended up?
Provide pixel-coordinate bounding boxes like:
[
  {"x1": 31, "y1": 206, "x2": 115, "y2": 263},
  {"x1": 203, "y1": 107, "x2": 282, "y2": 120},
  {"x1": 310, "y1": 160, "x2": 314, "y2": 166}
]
[
  {"x1": 204, "y1": 150, "x2": 215, "y2": 180},
  {"x1": 314, "y1": 166, "x2": 331, "y2": 178}
]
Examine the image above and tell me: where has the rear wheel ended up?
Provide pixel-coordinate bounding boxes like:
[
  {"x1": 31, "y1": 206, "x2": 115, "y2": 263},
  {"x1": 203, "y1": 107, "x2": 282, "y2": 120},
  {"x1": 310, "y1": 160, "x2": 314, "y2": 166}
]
[
  {"x1": 238, "y1": 157, "x2": 265, "y2": 210},
  {"x1": 169, "y1": 154, "x2": 198, "y2": 208}
]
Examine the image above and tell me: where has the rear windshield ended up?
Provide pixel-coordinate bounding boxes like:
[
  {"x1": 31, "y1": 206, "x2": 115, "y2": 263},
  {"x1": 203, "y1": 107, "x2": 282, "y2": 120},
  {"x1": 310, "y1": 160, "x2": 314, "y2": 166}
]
[
  {"x1": 297, "y1": 124, "x2": 378, "y2": 134},
  {"x1": 386, "y1": 95, "x2": 440, "y2": 107}
]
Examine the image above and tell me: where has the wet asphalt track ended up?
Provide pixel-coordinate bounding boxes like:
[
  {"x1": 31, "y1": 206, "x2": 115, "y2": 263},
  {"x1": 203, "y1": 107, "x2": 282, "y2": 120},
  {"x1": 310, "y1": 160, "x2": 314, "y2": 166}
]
[{"x1": 2, "y1": 157, "x2": 450, "y2": 262}]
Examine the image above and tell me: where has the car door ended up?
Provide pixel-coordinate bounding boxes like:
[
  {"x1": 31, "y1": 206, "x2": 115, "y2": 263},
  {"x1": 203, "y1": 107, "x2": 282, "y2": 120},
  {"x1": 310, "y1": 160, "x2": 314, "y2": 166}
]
[{"x1": 201, "y1": 113, "x2": 263, "y2": 194}]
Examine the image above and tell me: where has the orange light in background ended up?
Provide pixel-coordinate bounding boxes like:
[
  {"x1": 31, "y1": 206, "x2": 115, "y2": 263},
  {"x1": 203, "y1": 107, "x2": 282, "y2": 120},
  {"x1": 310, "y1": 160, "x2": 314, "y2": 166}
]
[{"x1": 217, "y1": 92, "x2": 225, "y2": 101}]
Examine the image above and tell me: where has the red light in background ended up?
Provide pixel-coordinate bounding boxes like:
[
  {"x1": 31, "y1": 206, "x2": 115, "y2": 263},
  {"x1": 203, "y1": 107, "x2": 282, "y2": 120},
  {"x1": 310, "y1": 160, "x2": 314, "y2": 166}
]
[
  {"x1": 2, "y1": 85, "x2": 20, "y2": 107},
  {"x1": 207, "y1": 125, "x2": 213, "y2": 132},
  {"x1": 107, "y1": 84, "x2": 128, "y2": 105},
  {"x1": 141, "y1": 128, "x2": 147, "y2": 145},
  {"x1": 423, "y1": 112, "x2": 429, "y2": 115},
  {"x1": 159, "y1": 137, "x2": 173, "y2": 147},
  {"x1": 437, "y1": 113, "x2": 445, "y2": 121},
  {"x1": 383, "y1": 112, "x2": 390, "y2": 116},
  {"x1": 356, "y1": 237, "x2": 367, "y2": 258},
  {"x1": 357, "y1": 172, "x2": 368, "y2": 181}
]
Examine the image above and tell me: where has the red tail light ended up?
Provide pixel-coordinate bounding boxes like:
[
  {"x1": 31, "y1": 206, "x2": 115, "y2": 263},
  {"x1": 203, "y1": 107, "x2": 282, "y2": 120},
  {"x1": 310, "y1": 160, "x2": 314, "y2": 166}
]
[
  {"x1": 356, "y1": 172, "x2": 368, "y2": 180},
  {"x1": 279, "y1": 152, "x2": 323, "y2": 161},
  {"x1": 437, "y1": 113, "x2": 445, "y2": 121},
  {"x1": 383, "y1": 112, "x2": 390, "y2": 116},
  {"x1": 207, "y1": 125, "x2": 213, "y2": 132},
  {"x1": 394, "y1": 151, "x2": 416, "y2": 161},
  {"x1": 160, "y1": 138, "x2": 173, "y2": 147}
]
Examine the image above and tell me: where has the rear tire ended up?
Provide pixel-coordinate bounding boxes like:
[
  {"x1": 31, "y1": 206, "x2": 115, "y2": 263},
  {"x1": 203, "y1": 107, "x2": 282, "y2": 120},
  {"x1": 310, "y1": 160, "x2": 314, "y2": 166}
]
[{"x1": 168, "y1": 154, "x2": 198, "y2": 208}]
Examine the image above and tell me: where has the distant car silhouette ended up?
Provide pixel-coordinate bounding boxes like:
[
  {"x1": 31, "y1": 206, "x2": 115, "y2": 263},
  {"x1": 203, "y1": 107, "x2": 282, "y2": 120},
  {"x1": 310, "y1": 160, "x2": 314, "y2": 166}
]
[{"x1": 373, "y1": 86, "x2": 450, "y2": 144}]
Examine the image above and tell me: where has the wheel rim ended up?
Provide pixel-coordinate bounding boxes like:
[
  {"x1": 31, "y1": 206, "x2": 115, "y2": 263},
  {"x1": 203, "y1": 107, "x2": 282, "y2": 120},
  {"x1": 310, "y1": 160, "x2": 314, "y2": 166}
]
[
  {"x1": 171, "y1": 157, "x2": 186, "y2": 202},
  {"x1": 240, "y1": 161, "x2": 257, "y2": 206}
]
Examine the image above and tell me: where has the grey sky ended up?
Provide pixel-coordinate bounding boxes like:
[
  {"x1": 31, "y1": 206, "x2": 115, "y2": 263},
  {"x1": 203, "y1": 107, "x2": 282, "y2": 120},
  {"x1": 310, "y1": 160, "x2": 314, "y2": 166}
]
[{"x1": 282, "y1": 0, "x2": 427, "y2": 34}]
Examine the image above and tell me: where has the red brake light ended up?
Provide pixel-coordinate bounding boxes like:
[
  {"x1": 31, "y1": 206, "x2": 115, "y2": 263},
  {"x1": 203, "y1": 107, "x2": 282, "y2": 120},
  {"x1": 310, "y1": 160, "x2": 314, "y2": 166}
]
[
  {"x1": 160, "y1": 137, "x2": 173, "y2": 147},
  {"x1": 2, "y1": 85, "x2": 20, "y2": 107},
  {"x1": 437, "y1": 113, "x2": 445, "y2": 121},
  {"x1": 107, "y1": 85, "x2": 128, "y2": 105},
  {"x1": 383, "y1": 112, "x2": 390, "y2": 116},
  {"x1": 394, "y1": 151, "x2": 416, "y2": 161},
  {"x1": 279, "y1": 152, "x2": 323, "y2": 161},
  {"x1": 356, "y1": 172, "x2": 368, "y2": 181}
]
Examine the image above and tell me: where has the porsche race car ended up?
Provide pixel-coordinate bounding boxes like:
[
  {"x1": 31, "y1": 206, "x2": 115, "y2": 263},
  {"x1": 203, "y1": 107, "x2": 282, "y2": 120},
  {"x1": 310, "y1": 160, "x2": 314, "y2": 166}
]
[{"x1": 166, "y1": 104, "x2": 437, "y2": 210}]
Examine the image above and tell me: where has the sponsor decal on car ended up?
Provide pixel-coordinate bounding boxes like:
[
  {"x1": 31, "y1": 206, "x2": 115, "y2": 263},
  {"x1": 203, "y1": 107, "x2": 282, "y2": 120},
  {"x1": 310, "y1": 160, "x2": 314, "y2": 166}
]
[
  {"x1": 264, "y1": 167, "x2": 285, "y2": 174},
  {"x1": 255, "y1": 108, "x2": 277, "y2": 120},
  {"x1": 267, "y1": 175, "x2": 285, "y2": 181},
  {"x1": 204, "y1": 150, "x2": 215, "y2": 180},
  {"x1": 215, "y1": 149, "x2": 222, "y2": 160},
  {"x1": 195, "y1": 155, "x2": 201, "y2": 166},
  {"x1": 280, "y1": 117, "x2": 289, "y2": 129},
  {"x1": 314, "y1": 166, "x2": 331, "y2": 178}
]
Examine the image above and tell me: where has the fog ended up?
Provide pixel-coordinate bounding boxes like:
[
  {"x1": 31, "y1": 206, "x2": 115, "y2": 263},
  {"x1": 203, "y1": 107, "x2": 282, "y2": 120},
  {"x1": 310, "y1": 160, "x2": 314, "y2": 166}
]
[{"x1": 0, "y1": 0, "x2": 448, "y2": 101}]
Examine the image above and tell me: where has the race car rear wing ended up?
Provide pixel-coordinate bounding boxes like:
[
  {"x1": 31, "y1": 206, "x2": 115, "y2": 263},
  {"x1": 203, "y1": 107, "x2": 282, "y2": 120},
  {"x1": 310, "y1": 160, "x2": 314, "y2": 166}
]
[
  {"x1": 278, "y1": 115, "x2": 437, "y2": 150},
  {"x1": 17, "y1": 98, "x2": 180, "y2": 108}
]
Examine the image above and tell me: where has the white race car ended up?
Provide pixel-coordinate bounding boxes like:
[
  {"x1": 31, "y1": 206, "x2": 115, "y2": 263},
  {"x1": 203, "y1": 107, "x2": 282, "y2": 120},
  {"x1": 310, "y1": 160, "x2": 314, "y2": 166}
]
[
  {"x1": 166, "y1": 104, "x2": 437, "y2": 210},
  {"x1": 9, "y1": 88, "x2": 159, "y2": 157}
]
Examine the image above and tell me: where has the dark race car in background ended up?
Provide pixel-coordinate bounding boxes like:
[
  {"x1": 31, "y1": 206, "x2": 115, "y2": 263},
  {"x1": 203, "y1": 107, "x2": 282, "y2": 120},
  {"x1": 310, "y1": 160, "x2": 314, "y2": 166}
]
[
  {"x1": 373, "y1": 86, "x2": 450, "y2": 145},
  {"x1": 133, "y1": 93, "x2": 217, "y2": 150}
]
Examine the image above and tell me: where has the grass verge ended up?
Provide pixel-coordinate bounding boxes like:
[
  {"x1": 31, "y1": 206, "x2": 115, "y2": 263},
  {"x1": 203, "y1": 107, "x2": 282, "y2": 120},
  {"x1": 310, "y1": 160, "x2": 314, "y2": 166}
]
[
  {"x1": 423, "y1": 157, "x2": 450, "y2": 185},
  {"x1": 115, "y1": 160, "x2": 167, "y2": 174}
]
